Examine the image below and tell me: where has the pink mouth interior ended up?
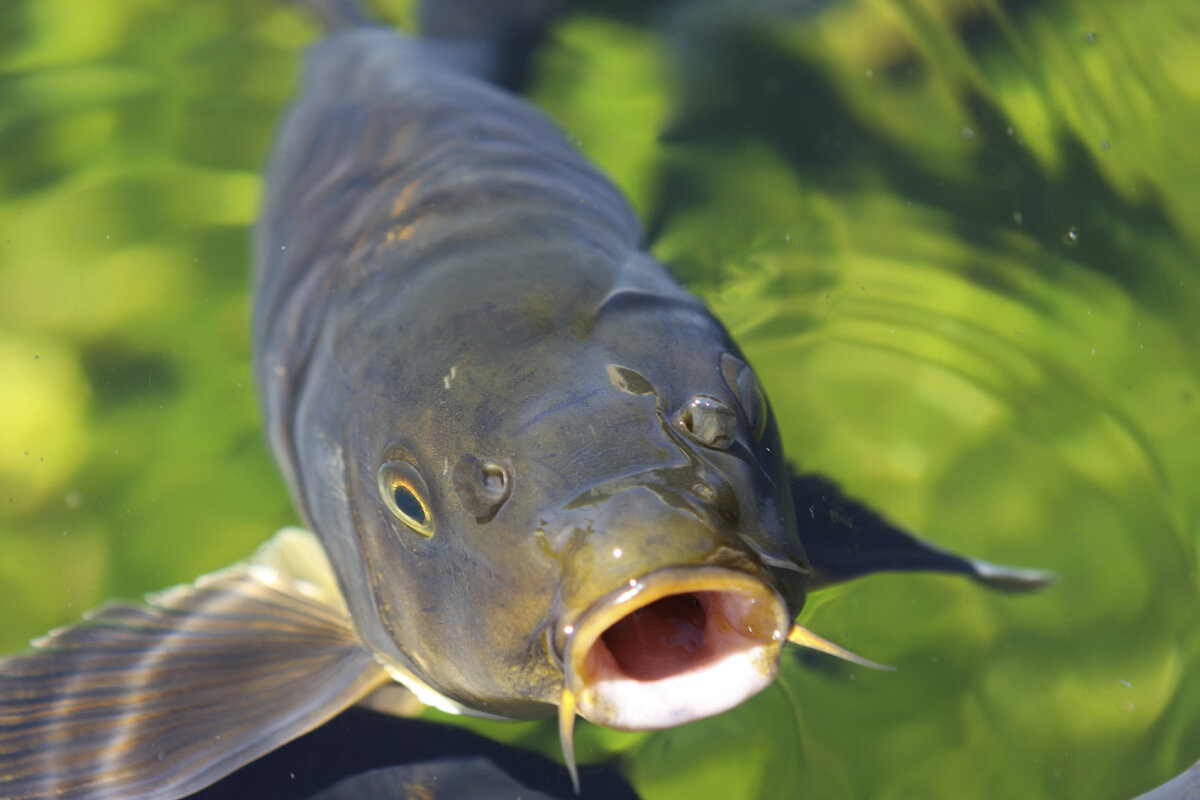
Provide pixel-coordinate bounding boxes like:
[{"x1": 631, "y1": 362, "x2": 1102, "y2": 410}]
[
  {"x1": 597, "y1": 592, "x2": 727, "y2": 681},
  {"x1": 567, "y1": 574, "x2": 788, "y2": 731}
]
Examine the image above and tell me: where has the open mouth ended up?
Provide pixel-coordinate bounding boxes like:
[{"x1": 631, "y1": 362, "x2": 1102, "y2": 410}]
[{"x1": 560, "y1": 566, "x2": 791, "y2": 731}]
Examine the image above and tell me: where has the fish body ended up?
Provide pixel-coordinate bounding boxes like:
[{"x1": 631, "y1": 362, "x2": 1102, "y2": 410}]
[
  {"x1": 254, "y1": 23, "x2": 807, "y2": 724},
  {"x1": 0, "y1": 4, "x2": 1051, "y2": 799}
]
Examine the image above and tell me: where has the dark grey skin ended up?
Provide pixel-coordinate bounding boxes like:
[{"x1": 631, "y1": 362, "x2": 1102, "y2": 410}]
[{"x1": 254, "y1": 25, "x2": 809, "y2": 718}]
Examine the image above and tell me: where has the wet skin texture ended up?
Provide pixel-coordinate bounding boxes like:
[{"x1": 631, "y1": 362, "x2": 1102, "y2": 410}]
[{"x1": 254, "y1": 27, "x2": 810, "y2": 720}]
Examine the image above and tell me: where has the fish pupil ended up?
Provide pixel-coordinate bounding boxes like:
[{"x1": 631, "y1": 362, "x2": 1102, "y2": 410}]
[{"x1": 393, "y1": 485, "x2": 426, "y2": 524}]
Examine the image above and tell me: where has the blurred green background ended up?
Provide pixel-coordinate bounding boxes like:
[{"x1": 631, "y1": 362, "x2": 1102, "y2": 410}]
[{"x1": 1, "y1": 0, "x2": 1197, "y2": 798}]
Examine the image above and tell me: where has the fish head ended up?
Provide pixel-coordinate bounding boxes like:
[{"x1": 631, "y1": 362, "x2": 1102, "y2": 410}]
[
  {"x1": 286, "y1": 254, "x2": 812, "y2": 728},
  {"x1": 520, "y1": 347, "x2": 813, "y2": 731}
]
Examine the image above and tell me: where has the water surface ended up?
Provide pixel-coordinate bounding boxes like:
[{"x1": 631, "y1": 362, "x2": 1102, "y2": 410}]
[{"x1": 1, "y1": 1, "x2": 1198, "y2": 798}]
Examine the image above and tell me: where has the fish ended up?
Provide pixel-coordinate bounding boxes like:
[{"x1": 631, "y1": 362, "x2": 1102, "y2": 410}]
[{"x1": 0, "y1": 2, "x2": 1052, "y2": 798}]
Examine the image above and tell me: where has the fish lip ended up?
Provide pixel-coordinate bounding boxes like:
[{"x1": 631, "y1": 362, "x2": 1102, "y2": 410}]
[{"x1": 559, "y1": 566, "x2": 791, "y2": 731}]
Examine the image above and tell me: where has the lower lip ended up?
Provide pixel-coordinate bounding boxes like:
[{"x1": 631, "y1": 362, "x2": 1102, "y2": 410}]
[{"x1": 562, "y1": 567, "x2": 790, "y2": 730}]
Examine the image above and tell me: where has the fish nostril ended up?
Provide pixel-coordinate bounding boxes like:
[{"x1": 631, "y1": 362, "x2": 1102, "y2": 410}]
[
  {"x1": 673, "y1": 395, "x2": 736, "y2": 450},
  {"x1": 453, "y1": 454, "x2": 513, "y2": 522}
]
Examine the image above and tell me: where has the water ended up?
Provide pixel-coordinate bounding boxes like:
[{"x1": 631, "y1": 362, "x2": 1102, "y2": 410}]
[{"x1": 1, "y1": 1, "x2": 1198, "y2": 798}]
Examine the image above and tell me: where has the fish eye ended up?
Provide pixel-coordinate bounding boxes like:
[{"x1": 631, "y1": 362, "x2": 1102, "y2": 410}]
[
  {"x1": 378, "y1": 460, "x2": 434, "y2": 537},
  {"x1": 720, "y1": 353, "x2": 768, "y2": 441}
]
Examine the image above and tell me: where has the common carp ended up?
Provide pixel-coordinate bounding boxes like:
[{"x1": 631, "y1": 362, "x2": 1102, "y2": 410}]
[{"x1": 0, "y1": 2, "x2": 1051, "y2": 798}]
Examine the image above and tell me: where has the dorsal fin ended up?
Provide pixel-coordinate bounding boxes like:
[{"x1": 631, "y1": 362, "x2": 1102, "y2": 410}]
[{"x1": 0, "y1": 529, "x2": 387, "y2": 800}]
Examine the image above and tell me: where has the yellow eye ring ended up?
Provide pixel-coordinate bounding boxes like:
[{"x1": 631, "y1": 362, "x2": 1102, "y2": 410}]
[{"x1": 378, "y1": 460, "x2": 434, "y2": 537}]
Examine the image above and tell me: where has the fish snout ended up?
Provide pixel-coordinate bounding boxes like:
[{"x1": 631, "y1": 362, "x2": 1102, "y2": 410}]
[{"x1": 549, "y1": 484, "x2": 751, "y2": 604}]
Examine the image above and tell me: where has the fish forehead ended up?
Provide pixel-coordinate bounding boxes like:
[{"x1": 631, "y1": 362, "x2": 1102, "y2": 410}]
[{"x1": 329, "y1": 252, "x2": 741, "y2": 471}]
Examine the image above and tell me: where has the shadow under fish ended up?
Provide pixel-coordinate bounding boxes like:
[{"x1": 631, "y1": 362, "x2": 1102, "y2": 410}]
[
  {"x1": 307, "y1": 757, "x2": 602, "y2": 800},
  {"x1": 183, "y1": 708, "x2": 637, "y2": 800},
  {"x1": 0, "y1": 1, "x2": 1053, "y2": 799}
]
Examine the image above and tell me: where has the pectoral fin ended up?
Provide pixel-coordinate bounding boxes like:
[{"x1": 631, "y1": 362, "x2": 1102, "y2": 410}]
[
  {"x1": 791, "y1": 473, "x2": 1054, "y2": 592},
  {"x1": 0, "y1": 529, "x2": 387, "y2": 800}
]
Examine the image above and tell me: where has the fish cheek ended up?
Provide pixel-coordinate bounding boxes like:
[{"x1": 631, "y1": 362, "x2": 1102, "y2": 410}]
[
  {"x1": 410, "y1": 533, "x2": 563, "y2": 714},
  {"x1": 452, "y1": 467, "x2": 573, "y2": 711},
  {"x1": 367, "y1": 456, "x2": 562, "y2": 713}
]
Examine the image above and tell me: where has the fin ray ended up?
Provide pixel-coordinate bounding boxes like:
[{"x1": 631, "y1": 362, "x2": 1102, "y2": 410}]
[{"x1": 0, "y1": 534, "x2": 386, "y2": 800}]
